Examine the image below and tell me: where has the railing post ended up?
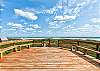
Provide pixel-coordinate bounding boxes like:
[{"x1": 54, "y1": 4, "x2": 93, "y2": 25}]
[
  {"x1": 0, "y1": 53, "x2": 3, "y2": 59},
  {"x1": 76, "y1": 41, "x2": 80, "y2": 51},
  {"x1": 13, "y1": 42, "x2": 15, "y2": 46},
  {"x1": 28, "y1": 45, "x2": 30, "y2": 49},
  {"x1": 58, "y1": 40, "x2": 59, "y2": 47},
  {"x1": 13, "y1": 48, "x2": 16, "y2": 52},
  {"x1": 16, "y1": 47, "x2": 18, "y2": 51},
  {"x1": 33, "y1": 40, "x2": 34, "y2": 47},
  {"x1": 76, "y1": 46, "x2": 78, "y2": 51},
  {"x1": 61, "y1": 40, "x2": 63, "y2": 48},
  {"x1": 48, "y1": 39, "x2": 50, "y2": 47},
  {"x1": 41, "y1": 40, "x2": 43, "y2": 47},
  {"x1": 96, "y1": 43, "x2": 99, "y2": 59},
  {"x1": 20, "y1": 46, "x2": 22, "y2": 50},
  {"x1": 43, "y1": 40, "x2": 44, "y2": 47},
  {"x1": 83, "y1": 49, "x2": 87, "y2": 55},
  {"x1": 77, "y1": 41, "x2": 80, "y2": 46},
  {"x1": 71, "y1": 46, "x2": 74, "y2": 51},
  {"x1": 17, "y1": 46, "x2": 21, "y2": 51}
]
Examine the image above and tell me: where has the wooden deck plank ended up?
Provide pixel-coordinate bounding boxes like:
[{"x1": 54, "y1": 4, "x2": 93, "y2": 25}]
[{"x1": 0, "y1": 47, "x2": 100, "y2": 71}]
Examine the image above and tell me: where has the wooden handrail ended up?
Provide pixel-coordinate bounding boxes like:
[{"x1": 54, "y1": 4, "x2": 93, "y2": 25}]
[
  {"x1": 76, "y1": 46, "x2": 100, "y2": 54},
  {"x1": 0, "y1": 40, "x2": 33, "y2": 46},
  {"x1": 0, "y1": 43, "x2": 33, "y2": 59},
  {"x1": 0, "y1": 39, "x2": 100, "y2": 60},
  {"x1": 33, "y1": 43, "x2": 42, "y2": 44},
  {"x1": 60, "y1": 39, "x2": 100, "y2": 59}
]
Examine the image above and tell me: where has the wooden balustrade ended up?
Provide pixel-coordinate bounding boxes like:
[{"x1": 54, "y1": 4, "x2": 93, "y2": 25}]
[
  {"x1": 0, "y1": 40, "x2": 33, "y2": 46},
  {"x1": 0, "y1": 42, "x2": 33, "y2": 59},
  {"x1": 0, "y1": 39, "x2": 100, "y2": 61},
  {"x1": 60, "y1": 39, "x2": 100, "y2": 60}
]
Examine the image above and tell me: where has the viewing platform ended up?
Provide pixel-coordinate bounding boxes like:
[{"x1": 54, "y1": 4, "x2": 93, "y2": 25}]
[{"x1": 0, "y1": 39, "x2": 100, "y2": 71}]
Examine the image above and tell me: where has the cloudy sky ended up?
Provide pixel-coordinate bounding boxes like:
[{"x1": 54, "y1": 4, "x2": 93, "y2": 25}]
[{"x1": 0, "y1": 0, "x2": 100, "y2": 37}]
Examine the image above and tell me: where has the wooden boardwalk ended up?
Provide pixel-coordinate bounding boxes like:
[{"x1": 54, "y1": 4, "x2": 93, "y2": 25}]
[{"x1": 0, "y1": 47, "x2": 100, "y2": 71}]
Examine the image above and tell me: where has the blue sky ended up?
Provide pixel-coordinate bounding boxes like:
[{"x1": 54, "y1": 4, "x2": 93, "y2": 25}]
[{"x1": 0, "y1": 0, "x2": 100, "y2": 37}]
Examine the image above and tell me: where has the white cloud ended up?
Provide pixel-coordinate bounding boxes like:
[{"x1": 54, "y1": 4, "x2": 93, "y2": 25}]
[
  {"x1": 48, "y1": 21, "x2": 65, "y2": 29},
  {"x1": 8, "y1": 29, "x2": 16, "y2": 31},
  {"x1": 33, "y1": 30, "x2": 37, "y2": 32},
  {"x1": 59, "y1": 21, "x2": 66, "y2": 23},
  {"x1": 38, "y1": 31, "x2": 42, "y2": 33},
  {"x1": 77, "y1": 24, "x2": 100, "y2": 33},
  {"x1": 91, "y1": 18, "x2": 100, "y2": 23},
  {"x1": 54, "y1": 15, "x2": 76, "y2": 21},
  {"x1": 30, "y1": 24, "x2": 41, "y2": 29},
  {"x1": 7, "y1": 22, "x2": 24, "y2": 29},
  {"x1": 77, "y1": 24, "x2": 91, "y2": 32},
  {"x1": 1, "y1": 4, "x2": 5, "y2": 7},
  {"x1": 48, "y1": 30, "x2": 51, "y2": 33},
  {"x1": 97, "y1": 30, "x2": 100, "y2": 33},
  {"x1": 0, "y1": 8, "x2": 4, "y2": 11},
  {"x1": 12, "y1": 24, "x2": 24, "y2": 28},
  {"x1": 23, "y1": 23, "x2": 28, "y2": 25},
  {"x1": 62, "y1": 25, "x2": 76, "y2": 31},
  {"x1": 49, "y1": 21, "x2": 58, "y2": 25},
  {"x1": 7, "y1": 22, "x2": 14, "y2": 25},
  {"x1": 43, "y1": 7, "x2": 57, "y2": 14},
  {"x1": 26, "y1": 28, "x2": 35, "y2": 30},
  {"x1": 77, "y1": 2, "x2": 86, "y2": 7},
  {"x1": 44, "y1": 0, "x2": 98, "y2": 25},
  {"x1": 49, "y1": 24, "x2": 60, "y2": 29},
  {"x1": 78, "y1": 24, "x2": 90, "y2": 29},
  {"x1": 49, "y1": 26, "x2": 59, "y2": 29},
  {"x1": 0, "y1": 0, "x2": 6, "y2": 7},
  {"x1": 0, "y1": 26, "x2": 3, "y2": 29},
  {"x1": 14, "y1": 9, "x2": 38, "y2": 20},
  {"x1": 62, "y1": 23, "x2": 100, "y2": 33}
]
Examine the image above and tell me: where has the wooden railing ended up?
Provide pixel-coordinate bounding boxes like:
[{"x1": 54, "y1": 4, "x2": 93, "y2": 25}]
[
  {"x1": 0, "y1": 39, "x2": 100, "y2": 61},
  {"x1": 31, "y1": 39, "x2": 100, "y2": 60},
  {"x1": 32, "y1": 39, "x2": 60, "y2": 47},
  {"x1": 0, "y1": 40, "x2": 33, "y2": 59},
  {"x1": 59, "y1": 40, "x2": 100, "y2": 60}
]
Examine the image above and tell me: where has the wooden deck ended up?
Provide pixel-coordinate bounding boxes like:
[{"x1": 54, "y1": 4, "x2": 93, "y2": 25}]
[{"x1": 0, "y1": 47, "x2": 100, "y2": 71}]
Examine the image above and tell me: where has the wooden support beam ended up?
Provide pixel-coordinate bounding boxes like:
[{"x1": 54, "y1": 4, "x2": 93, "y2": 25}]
[
  {"x1": 77, "y1": 41, "x2": 80, "y2": 46},
  {"x1": 17, "y1": 46, "x2": 21, "y2": 51},
  {"x1": 33, "y1": 40, "x2": 34, "y2": 44},
  {"x1": 83, "y1": 49, "x2": 87, "y2": 55},
  {"x1": 58, "y1": 40, "x2": 59, "y2": 47},
  {"x1": 96, "y1": 43, "x2": 100, "y2": 59},
  {"x1": 42, "y1": 40, "x2": 44, "y2": 47},
  {"x1": 71, "y1": 46, "x2": 75, "y2": 51},
  {"x1": 27, "y1": 45, "x2": 30, "y2": 49},
  {"x1": 76, "y1": 46, "x2": 79, "y2": 51},
  {"x1": 48, "y1": 39, "x2": 50, "y2": 47},
  {"x1": 13, "y1": 48, "x2": 16, "y2": 52},
  {"x1": 41, "y1": 40, "x2": 43, "y2": 47},
  {"x1": 15, "y1": 47, "x2": 17, "y2": 52}
]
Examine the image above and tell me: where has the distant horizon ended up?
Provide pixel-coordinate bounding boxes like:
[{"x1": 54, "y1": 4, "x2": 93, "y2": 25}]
[{"x1": 7, "y1": 36, "x2": 100, "y2": 38}]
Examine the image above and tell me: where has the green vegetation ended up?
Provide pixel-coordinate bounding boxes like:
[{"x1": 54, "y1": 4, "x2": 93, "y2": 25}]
[
  {"x1": 0, "y1": 44, "x2": 14, "y2": 49},
  {"x1": 3, "y1": 50, "x2": 12, "y2": 56},
  {"x1": 0, "y1": 41, "x2": 32, "y2": 49},
  {"x1": 15, "y1": 41, "x2": 32, "y2": 45}
]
